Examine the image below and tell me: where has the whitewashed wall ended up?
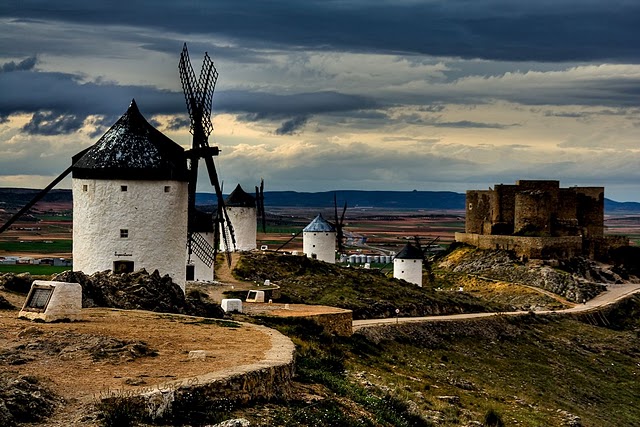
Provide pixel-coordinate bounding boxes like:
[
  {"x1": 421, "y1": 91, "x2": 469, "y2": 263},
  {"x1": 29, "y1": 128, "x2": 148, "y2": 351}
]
[
  {"x1": 73, "y1": 179, "x2": 188, "y2": 291},
  {"x1": 303, "y1": 231, "x2": 336, "y2": 264},
  {"x1": 393, "y1": 258, "x2": 423, "y2": 286},
  {"x1": 220, "y1": 206, "x2": 257, "y2": 252},
  {"x1": 187, "y1": 231, "x2": 215, "y2": 282}
]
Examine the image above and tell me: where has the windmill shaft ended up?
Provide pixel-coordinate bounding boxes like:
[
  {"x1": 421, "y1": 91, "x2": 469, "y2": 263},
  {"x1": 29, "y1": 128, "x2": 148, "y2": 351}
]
[{"x1": 0, "y1": 166, "x2": 73, "y2": 234}]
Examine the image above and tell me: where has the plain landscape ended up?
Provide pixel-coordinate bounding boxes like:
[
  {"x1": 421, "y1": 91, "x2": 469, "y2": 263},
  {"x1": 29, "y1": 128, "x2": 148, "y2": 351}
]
[{"x1": 1, "y1": 188, "x2": 640, "y2": 426}]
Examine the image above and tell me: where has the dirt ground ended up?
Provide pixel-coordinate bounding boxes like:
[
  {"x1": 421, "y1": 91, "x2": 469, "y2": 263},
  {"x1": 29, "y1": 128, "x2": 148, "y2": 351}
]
[{"x1": 0, "y1": 290, "x2": 271, "y2": 425}]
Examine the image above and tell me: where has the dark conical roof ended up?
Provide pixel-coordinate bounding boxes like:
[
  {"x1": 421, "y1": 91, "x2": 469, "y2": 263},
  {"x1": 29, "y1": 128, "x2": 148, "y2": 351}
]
[
  {"x1": 225, "y1": 184, "x2": 255, "y2": 207},
  {"x1": 395, "y1": 242, "x2": 423, "y2": 260},
  {"x1": 71, "y1": 100, "x2": 188, "y2": 181},
  {"x1": 303, "y1": 214, "x2": 335, "y2": 232}
]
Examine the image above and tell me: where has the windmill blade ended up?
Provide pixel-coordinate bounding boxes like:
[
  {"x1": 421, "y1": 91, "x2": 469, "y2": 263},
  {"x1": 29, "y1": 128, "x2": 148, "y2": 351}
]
[
  {"x1": 0, "y1": 165, "x2": 73, "y2": 234},
  {"x1": 178, "y1": 44, "x2": 198, "y2": 134},
  {"x1": 198, "y1": 52, "x2": 218, "y2": 137},
  {"x1": 257, "y1": 179, "x2": 266, "y2": 233},
  {"x1": 333, "y1": 193, "x2": 346, "y2": 253},
  {"x1": 337, "y1": 200, "x2": 347, "y2": 253},
  {"x1": 276, "y1": 229, "x2": 303, "y2": 252},
  {"x1": 217, "y1": 203, "x2": 233, "y2": 268},
  {"x1": 203, "y1": 154, "x2": 237, "y2": 252}
]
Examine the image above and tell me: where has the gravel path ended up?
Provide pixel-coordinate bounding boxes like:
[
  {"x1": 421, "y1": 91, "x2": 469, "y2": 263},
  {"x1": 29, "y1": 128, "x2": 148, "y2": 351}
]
[{"x1": 353, "y1": 282, "x2": 640, "y2": 330}]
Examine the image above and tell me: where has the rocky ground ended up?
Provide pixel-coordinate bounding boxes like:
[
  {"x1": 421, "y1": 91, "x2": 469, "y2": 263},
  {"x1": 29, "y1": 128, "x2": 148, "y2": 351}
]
[
  {"x1": 0, "y1": 269, "x2": 224, "y2": 318},
  {"x1": 437, "y1": 245, "x2": 633, "y2": 303}
]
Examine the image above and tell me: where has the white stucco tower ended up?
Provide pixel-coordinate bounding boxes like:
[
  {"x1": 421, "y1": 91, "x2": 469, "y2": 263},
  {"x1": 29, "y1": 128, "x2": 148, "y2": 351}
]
[
  {"x1": 220, "y1": 184, "x2": 257, "y2": 252},
  {"x1": 393, "y1": 243, "x2": 424, "y2": 286},
  {"x1": 72, "y1": 100, "x2": 189, "y2": 291},
  {"x1": 303, "y1": 214, "x2": 336, "y2": 264}
]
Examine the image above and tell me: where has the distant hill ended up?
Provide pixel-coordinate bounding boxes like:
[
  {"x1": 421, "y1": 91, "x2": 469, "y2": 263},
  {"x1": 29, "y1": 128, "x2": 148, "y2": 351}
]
[
  {"x1": 1, "y1": 187, "x2": 640, "y2": 213},
  {"x1": 197, "y1": 190, "x2": 466, "y2": 210}
]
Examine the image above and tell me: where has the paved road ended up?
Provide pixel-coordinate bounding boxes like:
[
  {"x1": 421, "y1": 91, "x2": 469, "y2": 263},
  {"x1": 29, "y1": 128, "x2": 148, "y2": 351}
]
[{"x1": 352, "y1": 282, "x2": 640, "y2": 331}]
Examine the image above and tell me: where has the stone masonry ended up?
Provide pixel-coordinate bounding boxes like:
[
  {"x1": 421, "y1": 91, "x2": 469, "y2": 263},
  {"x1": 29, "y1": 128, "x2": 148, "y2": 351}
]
[{"x1": 456, "y1": 180, "x2": 628, "y2": 260}]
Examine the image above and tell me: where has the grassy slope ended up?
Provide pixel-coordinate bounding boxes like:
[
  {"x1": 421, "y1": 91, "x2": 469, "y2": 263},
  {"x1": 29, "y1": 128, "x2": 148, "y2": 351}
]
[
  {"x1": 231, "y1": 297, "x2": 640, "y2": 426},
  {"x1": 233, "y1": 253, "x2": 506, "y2": 319}
]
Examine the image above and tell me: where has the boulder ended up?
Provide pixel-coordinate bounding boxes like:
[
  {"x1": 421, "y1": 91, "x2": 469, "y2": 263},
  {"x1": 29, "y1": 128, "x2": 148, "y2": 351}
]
[{"x1": 52, "y1": 269, "x2": 224, "y2": 318}]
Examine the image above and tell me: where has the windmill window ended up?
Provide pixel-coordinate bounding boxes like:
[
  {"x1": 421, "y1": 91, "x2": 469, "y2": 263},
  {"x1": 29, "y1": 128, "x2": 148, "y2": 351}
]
[
  {"x1": 82, "y1": 185, "x2": 88, "y2": 192},
  {"x1": 120, "y1": 229, "x2": 129, "y2": 238},
  {"x1": 164, "y1": 186, "x2": 171, "y2": 193},
  {"x1": 313, "y1": 244, "x2": 316, "y2": 248},
  {"x1": 121, "y1": 185, "x2": 128, "y2": 192}
]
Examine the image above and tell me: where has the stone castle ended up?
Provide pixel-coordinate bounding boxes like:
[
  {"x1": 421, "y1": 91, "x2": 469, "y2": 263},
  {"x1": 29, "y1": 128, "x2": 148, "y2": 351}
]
[{"x1": 455, "y1": 180, "x2": 628, "y2": 260}]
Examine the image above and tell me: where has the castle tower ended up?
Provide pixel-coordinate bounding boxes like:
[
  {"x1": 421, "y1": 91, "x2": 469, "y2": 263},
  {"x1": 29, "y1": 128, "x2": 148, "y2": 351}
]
[
  {"x1": 303, "y1": 214, "x2": 336, "y2": 263},
  {"x1": 393, "y1": 243, "x2": 423, "y2": 286},
  {"x1": 71, "y1": 100, "x2": 189, "y2": 291},
  {"x1": 220, "y1": 184, "x2": 257, "y2": 252}
]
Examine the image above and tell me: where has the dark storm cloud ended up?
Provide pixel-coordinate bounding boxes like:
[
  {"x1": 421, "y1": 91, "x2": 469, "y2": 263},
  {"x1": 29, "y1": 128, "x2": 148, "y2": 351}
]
[
  {"x1": 0, "y1": 69, "x2": 183, "y2": 118},
  {"x1": 218, "y1": 90, "x2": 377, "y2": 118},
  {"x1": 2, "y1": 1, "x2": 640, "y2": 63},
  {"x1": 0, "y1": 68, "x2": 381, "y2": 133},
  {"x1": 431, "y1": 120, "x2": 517, "y2": 129},
  {"x1": 22, "y1": 111, "x2": 84, "y2": 135},
  {"x1": 1, "y1": 56, "x2": 37, "y2": 72},
  {"x1": 275, "y1": 116, "x2": 308, "y2": 135},
  {"x1": 164, "y1": 116, "x2": 191, "y2": 131}
]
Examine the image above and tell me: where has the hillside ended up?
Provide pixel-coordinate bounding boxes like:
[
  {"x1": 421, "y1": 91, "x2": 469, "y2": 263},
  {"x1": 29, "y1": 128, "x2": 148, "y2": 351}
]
[
  {"x1": 231, "y1": 252, "x2": 507, "y2": 319},
  {"x1": 2, "y1": 251, "x2": 640, "y2": 426}
]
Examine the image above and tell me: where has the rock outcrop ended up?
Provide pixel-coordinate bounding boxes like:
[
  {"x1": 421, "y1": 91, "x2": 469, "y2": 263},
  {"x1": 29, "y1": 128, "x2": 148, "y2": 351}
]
[
  {"x1": 0, "y1": 373, "x2": 59, "y2": 427},
  {"x1": 52, "y1": 269, "x2": 224, "y2": 318},
  {"x1": 438, "y1": 246, "x2": 623, "y2": 302}
]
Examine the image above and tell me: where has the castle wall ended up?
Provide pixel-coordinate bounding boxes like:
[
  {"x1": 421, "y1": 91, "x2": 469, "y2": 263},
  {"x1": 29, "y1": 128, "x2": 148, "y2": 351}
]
[
  {"x1": 514, "y1": 190, "x2": 555, "y2": 235},
  {"x1": 491, "y1": 185, "x2": 516, "y2": 234},
  {"x1": 303, "y1": 231, "x2": 336, "y2": 263},
  {"x1": 575, "y1": 187, "x2": 604, "y2": 238},
  {"x1": 465, "y1": 190, "x2": 493, "y2": 234},
  {"x1": 73, "y1": 179, "x2": 188, "y2": 291},
  {"x1": 393, "y1": 258, "x2": 423, "y2": 286},
  {"x1": 555, "y1": 189, "x2": 579, "y2": 236}
]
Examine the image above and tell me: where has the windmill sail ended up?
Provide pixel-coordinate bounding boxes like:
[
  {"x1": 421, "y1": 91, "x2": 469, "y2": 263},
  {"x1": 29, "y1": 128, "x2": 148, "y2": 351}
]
[{"x1": 179, "y1": 43, "x2": 235, "y2": 270}]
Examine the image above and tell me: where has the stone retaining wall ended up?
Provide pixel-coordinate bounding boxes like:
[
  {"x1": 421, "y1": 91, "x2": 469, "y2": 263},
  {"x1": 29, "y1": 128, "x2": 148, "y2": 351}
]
[
  {"x1": 305, "y1": 310, "x2": 353, "y2": 337},
  {"x1": 455, "y1": 233, "x2": 629, "y2": 260},
  {"x1": 120, "y1": 323, "x2": 295, "y2": 421}
]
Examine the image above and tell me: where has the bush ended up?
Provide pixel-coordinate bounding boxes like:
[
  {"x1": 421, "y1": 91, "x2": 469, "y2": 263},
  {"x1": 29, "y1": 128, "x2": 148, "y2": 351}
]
[
  {"x1": 483, "y1": 408, "x2": 505, "y2": 427},
  {"x1": 95, "y1": 390, "x2": 144, "y2": 427}
]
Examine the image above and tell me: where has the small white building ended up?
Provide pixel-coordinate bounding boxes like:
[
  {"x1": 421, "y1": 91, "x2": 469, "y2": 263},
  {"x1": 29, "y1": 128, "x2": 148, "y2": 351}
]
[
  {"x1": 220, "y1": 184, "x2": 257, "y2": 252},
  {"x1": 303, "y1": 214, "x2": 336, "y2": 264},
  {"x1": 72, "y1": 100, "x2": 189, "y2": 291},
  {"x1": 393, "y1": 243, "x2": 424, "y2": 286}
]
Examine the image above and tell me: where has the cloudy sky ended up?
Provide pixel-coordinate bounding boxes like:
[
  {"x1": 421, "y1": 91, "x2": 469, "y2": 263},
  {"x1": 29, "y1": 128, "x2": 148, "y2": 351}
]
[{"x1": 1, "y1": 1, "x2": 640, "y2": 201}]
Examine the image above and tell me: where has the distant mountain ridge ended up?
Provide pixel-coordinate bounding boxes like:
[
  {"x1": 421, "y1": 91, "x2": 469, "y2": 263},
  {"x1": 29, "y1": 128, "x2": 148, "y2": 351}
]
[
  {"x1": 1, "y1": 187, "x2": 640, "y2": 213},
  {"x1": 196, "y1": 190, "x2": 466, "y2": 210}
]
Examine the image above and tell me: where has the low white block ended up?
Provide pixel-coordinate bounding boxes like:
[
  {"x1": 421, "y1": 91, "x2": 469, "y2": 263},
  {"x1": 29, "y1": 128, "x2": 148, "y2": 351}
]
[{"x1": 221, "y1": 299, "x2": 243, "y2": 313}]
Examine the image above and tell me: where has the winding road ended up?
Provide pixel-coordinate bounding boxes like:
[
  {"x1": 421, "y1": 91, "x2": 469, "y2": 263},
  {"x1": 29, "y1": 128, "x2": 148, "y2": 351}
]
[{"x1": 352, "y1": 282, "x2": 640, "y2": 331}]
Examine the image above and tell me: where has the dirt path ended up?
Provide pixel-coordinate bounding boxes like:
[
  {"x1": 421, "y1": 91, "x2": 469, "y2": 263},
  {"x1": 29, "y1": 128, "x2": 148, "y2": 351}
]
[{"x1": 353, "y1": 282, "x2": 640, "y2": 330}]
